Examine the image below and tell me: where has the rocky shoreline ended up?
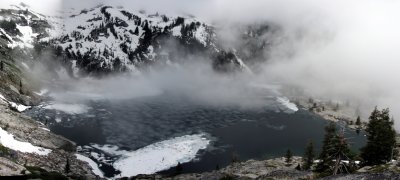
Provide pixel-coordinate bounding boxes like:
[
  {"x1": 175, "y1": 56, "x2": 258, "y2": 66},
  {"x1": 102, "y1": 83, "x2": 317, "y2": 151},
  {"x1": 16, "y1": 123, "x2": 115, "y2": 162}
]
[
  {"x1": 0, "y1": 96, "x2": 99, "y2": 178},
  {"x1": 289, "y1": 96, "x2": 367, "y2": 130}
]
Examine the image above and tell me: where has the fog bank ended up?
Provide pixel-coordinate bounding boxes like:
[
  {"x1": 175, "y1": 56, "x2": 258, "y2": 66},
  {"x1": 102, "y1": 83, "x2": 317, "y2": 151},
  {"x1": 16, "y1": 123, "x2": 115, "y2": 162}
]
[{"x1": 7, "y1": 0, "x2": 400, "y2": 129}]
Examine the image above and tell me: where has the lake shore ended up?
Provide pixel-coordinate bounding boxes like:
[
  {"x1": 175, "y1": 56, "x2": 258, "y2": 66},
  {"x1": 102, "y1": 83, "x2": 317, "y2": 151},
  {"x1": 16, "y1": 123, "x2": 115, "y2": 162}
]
[
  {"x1": 0, "y1": 96, "x2": 99, "y2": 178},
  {"x1": 288, "y1": 96, "x2": 367, "y2": 130}
]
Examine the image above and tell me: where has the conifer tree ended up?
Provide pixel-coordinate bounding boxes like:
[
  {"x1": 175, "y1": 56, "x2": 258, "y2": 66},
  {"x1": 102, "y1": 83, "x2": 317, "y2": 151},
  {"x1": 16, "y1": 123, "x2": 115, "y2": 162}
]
[
  {"x1": 285, "y1": 149, "x2": 293, "y2": 164},
  {"x1": 295, "y1": 164, "x2": 302, "y2": 170},
  {"x1": 316, "y1": 122, "x2": 351, "y2": 174},
  {"x1": 319, "y1": 122, "x2": 337, "y2": 161},
  {"x1": 303, "y1": 140, "x2": 315, "y2": 170},
  {"x1": 175, "y1": 162, "x2": 183, "y2": 174},
  {"x1": 361, "y1": 107, "x2": 396, "y2": 165},
  {"x1": 65, "y1": 157, "x2": 70, "y2": 173},
  {"x1": 356, "y1": 116, "x2": 361, "y2": 127},
  {"x1": 19, "y1": 80, "x2": 23, "y2": 94}
]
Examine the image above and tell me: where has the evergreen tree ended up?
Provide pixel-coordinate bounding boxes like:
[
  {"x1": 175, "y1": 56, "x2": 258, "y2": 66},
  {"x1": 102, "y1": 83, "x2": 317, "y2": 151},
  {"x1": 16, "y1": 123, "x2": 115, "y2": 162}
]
[
  {"x1": 0, "y1": 61, "x2": 3, "y2": 71},
  {"x1": 356, "y1": 116, "x2": 361, "y2": 128},
  {"x1": 65, "y1": 157, "x2": 70, "y2": 173},
  {"x1": 303, "y1": 140, "x2": 315, "y2": 170},
  {"x1": 19, "y1": 80, "x2": 23, "y2": 94},
  {"x1": 331, "y1": 134, "x2": 351, "y2": 175},
  {"x1": 316, "y1": 122, "x2": 351, "y2": 174},
  {"x1": 175, "y1": 162, "x2": 183, "y2": 174},
  {"x1": 285, "y1": 149, "x2": 293, "y2": 164},
  {"x1": 295, "y1": 164, "x2": 302, "y2": 170},
  {"x1": 319, "y1": 122, "x2": 337, "y2": 161},
  {"x1": 361, "y1": 107, "x2": 396, "y2": 165},
  {"x1": 316, "y1": 122, "x2": 350, "y2": 175}
]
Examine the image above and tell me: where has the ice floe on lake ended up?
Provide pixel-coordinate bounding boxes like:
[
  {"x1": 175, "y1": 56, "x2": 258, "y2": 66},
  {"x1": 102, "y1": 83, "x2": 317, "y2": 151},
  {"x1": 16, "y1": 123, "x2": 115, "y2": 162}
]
[
  {"x1": 89, "y1": 134, "x2": 210, "y2": 178},
  {"x1": 276, "y1": 97, "x2": 299, "y2": 113}
]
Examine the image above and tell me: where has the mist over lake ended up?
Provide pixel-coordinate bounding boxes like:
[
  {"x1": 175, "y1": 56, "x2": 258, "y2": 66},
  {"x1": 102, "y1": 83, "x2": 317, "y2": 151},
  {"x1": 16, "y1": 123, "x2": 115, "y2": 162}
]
[{"x1": 25, "y1": 92, "x2": 366, "y2": 178}]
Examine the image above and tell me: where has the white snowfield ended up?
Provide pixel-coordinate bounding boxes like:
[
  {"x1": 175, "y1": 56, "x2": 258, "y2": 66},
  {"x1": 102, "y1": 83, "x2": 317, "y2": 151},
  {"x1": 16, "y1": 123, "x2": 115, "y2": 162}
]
[
  {"x1": 0, "y1": 94, "x2": 31, "y2": 112},
  {"x1": 0, "y1": 127, "x2": 51, "y2": 155},
  {"x1": 75, "y1": 154, "x2": 104, "y2": 178},
  {"x1": 92, "y1": 134, "x2": 210, "y2": 178}
]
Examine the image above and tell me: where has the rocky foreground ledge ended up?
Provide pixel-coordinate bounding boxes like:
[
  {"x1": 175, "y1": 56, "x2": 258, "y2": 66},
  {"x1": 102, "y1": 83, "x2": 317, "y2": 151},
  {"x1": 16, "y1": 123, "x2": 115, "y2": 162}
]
[
  {"x1": 131, "y1": 157, "x2": 400, "y2": 180},
  {"x1": 131, "y1": 157, "x2": 314, "y2": 180},
  {"x1": 0, "y1": 99, "x2": 98, "y2": 178}
]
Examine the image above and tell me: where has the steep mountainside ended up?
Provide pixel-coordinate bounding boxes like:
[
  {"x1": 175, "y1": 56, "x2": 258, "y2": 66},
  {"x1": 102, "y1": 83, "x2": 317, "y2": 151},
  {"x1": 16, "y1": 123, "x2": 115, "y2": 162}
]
[
  {"x1": 55, "y1": 5, "x2": 250, "y2": 75},
  {"x1": 0, "y1": 4, "x2": 277, "y2": 78},
  {"x1": 0, "y1": 4, "x2": 58, "y2": 104}
]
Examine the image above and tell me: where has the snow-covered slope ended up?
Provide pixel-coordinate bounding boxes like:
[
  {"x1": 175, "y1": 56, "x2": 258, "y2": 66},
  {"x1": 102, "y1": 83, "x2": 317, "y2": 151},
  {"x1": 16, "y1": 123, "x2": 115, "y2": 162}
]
[
  {"x1": 0, "y1": 4, "x2": 272, "y2": 75},
  {"x1": 0, "y1": 4, "x2": 55, "y2": 49},
  {"x1": 55, "y1": 5, "x2": 224, "y2": 74}
]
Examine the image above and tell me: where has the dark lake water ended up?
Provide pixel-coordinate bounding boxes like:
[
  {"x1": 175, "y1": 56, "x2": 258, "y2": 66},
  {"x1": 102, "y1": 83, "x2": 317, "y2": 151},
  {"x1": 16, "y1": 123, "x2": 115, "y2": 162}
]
[{"x1": 25, "y1": 94, "x2": 366, "y2": 178}]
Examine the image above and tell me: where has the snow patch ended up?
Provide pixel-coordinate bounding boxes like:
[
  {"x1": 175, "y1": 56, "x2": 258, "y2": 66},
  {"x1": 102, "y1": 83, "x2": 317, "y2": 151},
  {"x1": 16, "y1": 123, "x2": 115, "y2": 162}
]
[
  {"x1": 21, "y1": 62, "x2": 29, "y2": 70},
  {"x1": 0, "y1": 94, "x2": 31, "y2": 112},
  {"x1": 40, "y1": 127, "x2": 50, "y2": 132},
  {"x1": 55, "y1": 117, "x2": 62, "y2": 123},
  {"x1": 43, "y1": 103, "x2": 90, "y2": 114},
  {"x1": 75, "y1": 154, "x2": 104, "y2": 178},
  {"x1": 92, "y1": 134, "x2": 210, "y2": 177},
  {"x1": 276, "y1": 97, "x2": 299, "y2": 112},
  {"x1": 0, "y1": 127, "x2": 51, "y2": 155},
  {"x1": 8, "y1": 102, "x2": 31, "y2": 112},
  {"x1": 15, "y1": 24, "x2": 37, "y2": 48}
]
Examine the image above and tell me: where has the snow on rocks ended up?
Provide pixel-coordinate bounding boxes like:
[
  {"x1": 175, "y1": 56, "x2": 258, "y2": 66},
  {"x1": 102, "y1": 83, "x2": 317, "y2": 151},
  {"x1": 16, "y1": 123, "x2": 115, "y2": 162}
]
[
  {"x1": 0, "y1": 94, "x2": 31, "y2": 112},
  {"x1": 0, "y1": 127, "x2": 51, "y2": 155},
  {"x1": 75, "y1": 154, "x2": 104, "y2": 178},
  {"x1": 15, "y1": 24, "x2": 37, "y2": 48},
  {"x1": 91, "y1": 134, "x2": 210, "y2": 178},
  {"x1": 8, "y1": 102, "x2": 31, "y2": 112}
]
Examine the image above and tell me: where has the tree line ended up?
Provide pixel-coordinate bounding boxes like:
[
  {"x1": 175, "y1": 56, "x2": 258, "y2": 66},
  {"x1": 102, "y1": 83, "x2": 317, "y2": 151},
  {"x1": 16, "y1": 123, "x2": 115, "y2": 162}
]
[{"x1": 285, "y1": 107, "x2": 397, "y2": 177}]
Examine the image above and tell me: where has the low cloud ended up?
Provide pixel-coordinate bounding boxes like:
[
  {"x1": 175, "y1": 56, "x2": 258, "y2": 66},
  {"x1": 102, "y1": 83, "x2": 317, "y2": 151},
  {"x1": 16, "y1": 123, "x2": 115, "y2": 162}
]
[{"x1": 11, "y1": 0, "x2": 400, "y2": 129}]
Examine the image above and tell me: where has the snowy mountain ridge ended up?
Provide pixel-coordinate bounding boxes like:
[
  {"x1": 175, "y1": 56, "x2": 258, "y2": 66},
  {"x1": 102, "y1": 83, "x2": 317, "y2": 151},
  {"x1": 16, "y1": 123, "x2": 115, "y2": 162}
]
[
  {"x1": 0, "y1": 4, "x2": 274, "y2": 76},
  {"x1": 56, "y1": 5, "x2": 222, "y2": 74}
]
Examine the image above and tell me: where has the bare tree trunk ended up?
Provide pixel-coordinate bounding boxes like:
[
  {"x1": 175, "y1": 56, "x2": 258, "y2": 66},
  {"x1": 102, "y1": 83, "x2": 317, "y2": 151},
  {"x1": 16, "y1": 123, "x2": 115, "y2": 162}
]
[{"x1": 333, "y1": 154, "x2": 341, "y2": 175}]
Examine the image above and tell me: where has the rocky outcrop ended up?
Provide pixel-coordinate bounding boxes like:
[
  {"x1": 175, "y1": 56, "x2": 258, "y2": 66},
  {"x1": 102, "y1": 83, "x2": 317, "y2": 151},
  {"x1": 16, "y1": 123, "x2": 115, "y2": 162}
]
[
  {"x1": 0, "y1": 157, "x2": 28, "y2": 176},
  {"x1": 0, "y1": 99, "x2": 98, "y2": 178},
  {"x1": 322, "y1": 172, "x2": 400, "y2": 180},
  {"x1": 130, "y1": 157, "x2": 314, "y2": 180}
]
